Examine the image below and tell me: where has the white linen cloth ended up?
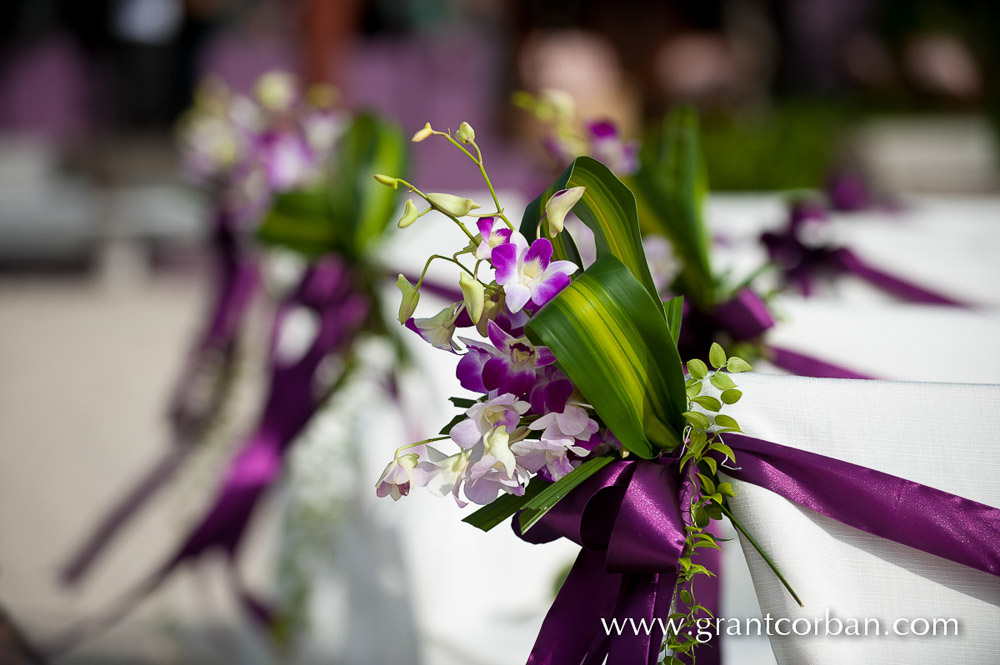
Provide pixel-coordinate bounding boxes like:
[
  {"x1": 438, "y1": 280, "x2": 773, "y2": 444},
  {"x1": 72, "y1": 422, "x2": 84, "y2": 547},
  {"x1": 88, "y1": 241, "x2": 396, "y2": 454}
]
[{"x1": 723, "y1": 373, "x2": 1000, "y2": 664}]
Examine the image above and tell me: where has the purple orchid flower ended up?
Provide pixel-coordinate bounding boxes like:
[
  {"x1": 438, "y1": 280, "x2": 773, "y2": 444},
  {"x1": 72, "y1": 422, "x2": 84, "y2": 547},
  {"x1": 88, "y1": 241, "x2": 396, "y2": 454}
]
[
  {"x1": 492, "y1": 233, "x2": 577, "y2": 313},
  {"x1": 512, "y1": 401, "x2": 599, "y2": 481},
  {"x1": 528, "y1": 366, "x2": 574, "y2": 415},
  {"x1": 413, "y1": 447, "x2": 470, "y2": 507},
  {"x1": 253, "y1": 130, "x2": 318, "y2": 191},
  {"x1": 587, "y1": 120, "x2": 639, "y2": 176},
  {"x1": 462, "y1": 426, "x2": 528, "y2": 505},
  {"x1": 449, "y1": 393, "x2": 530, "y2": 449},
  {"x1": 475, "y1": 217, "x2": 512, "y2": 261},
  {"x1": 376, "y1": 453, "x2": 419, "y2": 501},
  {"x1": 456, "y1": 321, "x2": 555, "y2": 396}
]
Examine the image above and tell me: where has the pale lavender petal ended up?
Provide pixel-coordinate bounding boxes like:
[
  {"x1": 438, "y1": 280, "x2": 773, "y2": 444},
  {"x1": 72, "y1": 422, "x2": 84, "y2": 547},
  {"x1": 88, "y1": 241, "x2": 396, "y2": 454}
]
[
  {"x1": 555, "y1": 405, "x2": 590, "y2": 437},
  {"x1": 504, "y1": 283, "x2": 532, "y2": 313},
  {"x1": 546, "y1": 259, "x2": 579, "y2": 277},
  {"x1": 450, "y1": 419, "x2": 482, "y2": 448}
]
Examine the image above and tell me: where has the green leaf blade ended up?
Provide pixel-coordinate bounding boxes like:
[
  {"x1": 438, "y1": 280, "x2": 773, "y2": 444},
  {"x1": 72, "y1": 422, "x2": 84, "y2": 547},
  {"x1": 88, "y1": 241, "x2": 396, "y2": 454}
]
[
  {"x1": 520, "y1": 156, "x2": 659, "y2": 304},
  {"x1": 525, "y1": 255, "x2": 687, "y2": 458}
]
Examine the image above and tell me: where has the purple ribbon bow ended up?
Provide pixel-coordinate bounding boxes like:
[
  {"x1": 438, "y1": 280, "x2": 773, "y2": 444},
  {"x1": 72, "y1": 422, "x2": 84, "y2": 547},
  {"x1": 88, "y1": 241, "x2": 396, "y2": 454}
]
[
  {"x1": 518, "y1": 434, "x2": 1000, "y2": 665},
  {"x1": 762, "y1": 201, "x2": 969, "y2": 307}
]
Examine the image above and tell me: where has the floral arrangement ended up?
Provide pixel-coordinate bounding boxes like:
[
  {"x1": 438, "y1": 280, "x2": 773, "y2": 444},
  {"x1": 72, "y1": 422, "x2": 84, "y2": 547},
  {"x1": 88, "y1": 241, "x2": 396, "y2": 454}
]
[
  {"x1": 60, "y1": 71, "x2": 413, "y2": 649},
  {"x1": 516, "y1": 92, "x2": 873, "y2": 379},
  {"x1": 373, "y1": 121, "x2": 779, "y2": 663}
]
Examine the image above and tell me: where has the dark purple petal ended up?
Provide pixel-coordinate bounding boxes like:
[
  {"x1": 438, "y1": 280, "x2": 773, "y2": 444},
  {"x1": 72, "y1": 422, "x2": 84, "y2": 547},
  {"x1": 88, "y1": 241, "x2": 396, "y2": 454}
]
[
  {"x1": 534, "y1": 345, "x2": 556, "y2": 367},
  {"x1": 454, "y1": 308, "x2": 475, "y2": 328},
  {"x1": 482, "y1": 357, "x2": 510, "y2": 392},
  {"x1": 476, "y1": 217, "x2": 495, "y2": 238},
  {"x1": 456, "y1": 349, "x2": 489, "y2": 392},
  {"x1": 545, "y1": 378, "x2": 574, "y2": 413},
  {"x1": 504, "y1": 368, "x2": 536, "y2": 398},
  {"x1": 587, "y1": 119, "x2": 619, "y2": 140}
]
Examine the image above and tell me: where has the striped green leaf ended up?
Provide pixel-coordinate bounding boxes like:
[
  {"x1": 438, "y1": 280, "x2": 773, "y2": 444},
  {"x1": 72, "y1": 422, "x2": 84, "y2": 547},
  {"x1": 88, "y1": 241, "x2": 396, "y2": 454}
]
[
  {"x1": 520, "y1": 156, "x2": 659, "y2": 305},
  {"x1": 258, "y1": 112, "x2": 408, "y2": 257},
  {"x1": 525, "y1": 254, "x2": 687, "y2": 458},
  {"x1": 630, "y1": 108, "x2": 716, "y2": 307}
]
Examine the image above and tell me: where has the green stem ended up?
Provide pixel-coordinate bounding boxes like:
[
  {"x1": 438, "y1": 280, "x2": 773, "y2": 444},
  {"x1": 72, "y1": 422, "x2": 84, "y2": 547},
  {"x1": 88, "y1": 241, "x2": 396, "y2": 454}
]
[
  {"x1": 417, "y1": 254, "x2": 475, "y2": 288},
  {"x1": 720, "y1": 503, "x2": 804, "y2": 607},
  {"x1": 436, "y1": 131, "x2": 513, "y2": 230},
  {"x1": 395, "y1": 435, "x2": 450, "y2": 456}
]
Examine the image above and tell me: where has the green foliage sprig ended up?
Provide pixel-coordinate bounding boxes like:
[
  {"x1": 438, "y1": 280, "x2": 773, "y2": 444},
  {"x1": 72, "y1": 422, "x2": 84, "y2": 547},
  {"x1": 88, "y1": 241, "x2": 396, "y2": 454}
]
[{"x1": 663, "y1": 343, "x2": 749, "y2": 664}]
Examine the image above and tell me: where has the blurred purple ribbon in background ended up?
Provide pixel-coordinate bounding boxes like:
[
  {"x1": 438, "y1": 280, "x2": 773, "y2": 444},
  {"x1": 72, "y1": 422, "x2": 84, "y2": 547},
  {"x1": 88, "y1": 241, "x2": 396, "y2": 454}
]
[
  {"x1": 52, "y1": 258, "x2": 369, "y2": 651},
  {"x1": 761, "y1": 200, "x2": 970, "y2": 307},
  {"x1": 678, "y1": 287, "x2": 872, "y2": 380},
  {"x1": 61, "y1": 204, "x2": 259, "y2": 589}
]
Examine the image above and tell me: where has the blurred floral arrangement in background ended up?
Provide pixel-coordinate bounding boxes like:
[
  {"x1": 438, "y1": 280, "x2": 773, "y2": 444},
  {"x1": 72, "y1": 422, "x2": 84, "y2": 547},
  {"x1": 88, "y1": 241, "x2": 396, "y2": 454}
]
[{"x1": 59, "y1": 70, "x2": 418, "y2": 652}]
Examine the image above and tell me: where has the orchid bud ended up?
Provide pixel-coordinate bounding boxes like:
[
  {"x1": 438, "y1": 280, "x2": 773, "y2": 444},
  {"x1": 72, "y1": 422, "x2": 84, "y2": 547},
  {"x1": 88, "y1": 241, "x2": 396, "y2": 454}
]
[
  {"x1": 374, "y1": 173, "x2": 400, "y2": 189},
  {"x1": 544, "y1": 186, "x2": 586, "y2": 236},
  {"x1": 476, "y1": 290, "x2": 503, "y2": 337},
  {"x1": 256, "y1": 71, "x2": 296, "y2": 112},
  {"x1": 411, "y1": 122, "x2": 434, "y2": 142},
  {"x1": 456, "y1": 121, "x2": 476, "y2": 144},
  {"x1": 396, "y1": 274, "x2": 420, "y2": 323},
  {"x1": 427, "y1": 193, "x2": 480, "y2": 217},
  {"x1": 397, "y1": 199, "x2": 421, "y2": 228},
  {"x1": 459, "y1": 273, "x2": 485, "y2": 324},
  {"x1": 541, "y1": 88, "x2": 575, "y2": 122}
]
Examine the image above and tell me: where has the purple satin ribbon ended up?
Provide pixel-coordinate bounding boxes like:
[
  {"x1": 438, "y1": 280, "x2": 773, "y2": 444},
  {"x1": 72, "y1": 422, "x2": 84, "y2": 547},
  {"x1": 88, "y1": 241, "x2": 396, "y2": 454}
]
[
  {"x1": 51, "y1": 259, "x2": 370, "y2": 652},
  {"x1": 62, "y1": 205, "x2": 260, "y2": 588},
  {"x1": 761, "y1": 207, "x2": 969, "y2": 307},
  {"x1": 519, "y1": 434, "x2": 1000, "y2": 665},
  {"x1": 681, "y1": 288, "x2": 873, "y2": 380}
]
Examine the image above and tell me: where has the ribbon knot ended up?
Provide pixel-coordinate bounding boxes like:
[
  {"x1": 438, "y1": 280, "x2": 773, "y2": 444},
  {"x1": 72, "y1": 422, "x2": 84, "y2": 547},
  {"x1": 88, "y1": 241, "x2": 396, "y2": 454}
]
[{"x1": 517, "y1": 459, "x2": 715, "y2": 665}]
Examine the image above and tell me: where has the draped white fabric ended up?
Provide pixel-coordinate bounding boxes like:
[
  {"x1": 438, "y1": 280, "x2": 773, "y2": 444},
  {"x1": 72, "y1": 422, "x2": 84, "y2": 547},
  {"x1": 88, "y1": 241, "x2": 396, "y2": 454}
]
[{"x1": 724, "y1": 373, "x2": 1000, "y2": 665}]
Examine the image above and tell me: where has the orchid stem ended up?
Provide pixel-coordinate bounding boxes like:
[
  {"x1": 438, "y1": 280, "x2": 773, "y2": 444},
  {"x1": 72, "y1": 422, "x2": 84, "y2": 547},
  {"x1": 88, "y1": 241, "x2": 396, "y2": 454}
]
[
  {"x1": 435, "y1": 130, "x2": 513, "y2": 230},
  {"x1": 395, "y1": 435, "x2": 450, "y2": 457},
  {"x1": 417, "y1": 254, "x2": 475, "y2": 288}
]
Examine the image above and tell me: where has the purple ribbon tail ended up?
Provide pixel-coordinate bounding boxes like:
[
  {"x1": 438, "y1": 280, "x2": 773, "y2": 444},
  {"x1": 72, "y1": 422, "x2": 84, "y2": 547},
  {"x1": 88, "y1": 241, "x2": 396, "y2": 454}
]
[
  {"x1": 527, "y1": 549, "x2": 624, "y2": 665},
  {"x1": 726, "y1": 434, "x2": 1000, "y2": 578},
  {"x1": 834, "y1": 249, "x2": 970, "y2": 308},
  {"x1": 768, "y1": 345, "x2": 874, "y2": 379},
  {"x1": 60, "y1": 445, "x2": 191, "y2": 587}
]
